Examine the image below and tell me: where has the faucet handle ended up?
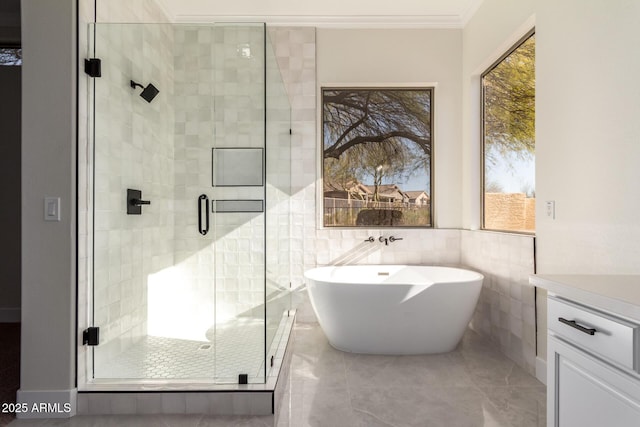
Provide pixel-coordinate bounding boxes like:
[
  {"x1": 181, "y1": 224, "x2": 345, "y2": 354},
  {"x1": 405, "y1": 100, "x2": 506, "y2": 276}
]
[
  {"x1": 389, "y1": 236, "x2": 403, "y2": 242},
  {"x1": 364, "y1": 236, "x2": 375, "y2": 243}
]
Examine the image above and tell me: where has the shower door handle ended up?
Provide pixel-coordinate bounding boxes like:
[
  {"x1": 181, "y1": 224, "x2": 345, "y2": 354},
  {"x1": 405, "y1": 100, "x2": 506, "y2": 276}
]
[{"x1": 198, "y1": 194, "x2": 210, "y2": 236}]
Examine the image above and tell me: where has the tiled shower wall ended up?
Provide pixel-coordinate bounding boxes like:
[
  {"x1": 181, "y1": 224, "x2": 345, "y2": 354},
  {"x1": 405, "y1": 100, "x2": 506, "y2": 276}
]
[
  {"x1": 265, "y1": 32, "x2": 295, "y2": 343},
  {"x1": 267, "y1": 27, "x2": 317, "y2": 285},
  {"x1": 163, "y1": 25, "x2": 219, "y2": 341},
  {"x1": 77, "y1": 0, "x2": 171, "y2": 389},
  {"x1": 81, "y1": 13, "x2": 295, "y2": 379},
  {"x1": 91, "y1": 22, "x2": 176, "y2": 372},
  {"x1": 210, "y1": 26, "x2": 269, "y2": 324},
  {"x1": 170, "y1": 24, "x2": 292, "y2": 342}
]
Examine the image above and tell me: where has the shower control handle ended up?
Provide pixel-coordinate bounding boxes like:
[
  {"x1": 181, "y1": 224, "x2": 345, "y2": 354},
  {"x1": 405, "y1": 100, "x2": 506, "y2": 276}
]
[
  {"x1": 364, "y1": 236, "x2": 375, "y2": 243},
  {"x1": 198, "y1": 194, "x2": 210, "y2": 236},
  {"x1": 389, "y1": 236, "x2": 403, "y2": 243},
  {"x1": 126, "y1": 189, "x2": 149, "y2": 215}
]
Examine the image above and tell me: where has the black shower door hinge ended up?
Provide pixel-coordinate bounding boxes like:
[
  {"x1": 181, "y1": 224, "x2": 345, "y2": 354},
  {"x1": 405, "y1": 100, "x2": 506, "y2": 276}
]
[
  {"x1": 82, "y1": 327, "x2": 100, "y2": 346},
  {"x1": 84, "y1": 58, "x2": 102, "y2": 77}
]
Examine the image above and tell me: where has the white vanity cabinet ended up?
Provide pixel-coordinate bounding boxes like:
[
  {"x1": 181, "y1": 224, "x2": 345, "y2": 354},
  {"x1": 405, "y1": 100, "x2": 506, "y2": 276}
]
[
  {"x1": 530, "y1": 275, "x2": 640, "y2": 426},
  {"x1": 547, "y1": 296, "x2": 640, "y2": 427}
]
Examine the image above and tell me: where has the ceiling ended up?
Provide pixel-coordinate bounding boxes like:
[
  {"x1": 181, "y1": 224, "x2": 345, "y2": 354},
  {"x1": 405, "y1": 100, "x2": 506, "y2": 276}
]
[{"x1": 155, "y1": 0, "x2": 484, "y2": 27}]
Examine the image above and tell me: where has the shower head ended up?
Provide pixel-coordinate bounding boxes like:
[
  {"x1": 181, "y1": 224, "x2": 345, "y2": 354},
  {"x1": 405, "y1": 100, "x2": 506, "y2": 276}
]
[{"x1": 130, "y1": 80, "x2": 159, "y2": 103}]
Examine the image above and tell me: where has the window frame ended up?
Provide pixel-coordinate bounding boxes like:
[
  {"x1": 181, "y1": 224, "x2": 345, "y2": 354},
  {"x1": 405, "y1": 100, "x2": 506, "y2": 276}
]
[
  {"x1": 320, "y1": 86, "x2": 435, "y2": 229},
  {"x1": 480, "y1": 29, "x2": 536, "y2": 235}
]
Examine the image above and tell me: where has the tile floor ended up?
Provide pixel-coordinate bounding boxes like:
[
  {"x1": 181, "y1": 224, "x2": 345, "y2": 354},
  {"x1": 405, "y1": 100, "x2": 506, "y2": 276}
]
[
  {"x1": 7, "y1": 322, "x2": 546, "y2": 427},
  {"x1": 94, "y1": 318, "x2": 265, "y2": 382}
]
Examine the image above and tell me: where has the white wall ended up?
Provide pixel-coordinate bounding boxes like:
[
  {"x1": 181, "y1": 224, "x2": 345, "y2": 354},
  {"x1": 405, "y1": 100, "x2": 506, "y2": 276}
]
[
  {"x1": 462, "y1": 0, "x2": 640, "y2": 372},
  {"x1": 533, "y1": 0, "x2": 640, "y2": 366},
  {"x1": 19, "y1": 0, "x2": 77, "y2": 416},
  {"x1": 536, "y1": 0, "x2": 640, "y2": 275},
  {"x1": 461, "y1": 0, "x2": 535, "y2": 230}
]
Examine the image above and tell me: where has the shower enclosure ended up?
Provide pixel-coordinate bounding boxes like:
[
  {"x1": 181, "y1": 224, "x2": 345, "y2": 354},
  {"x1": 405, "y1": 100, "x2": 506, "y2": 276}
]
[{"x1": 83, "y1": 23, "x2": 292, "y2": 386}]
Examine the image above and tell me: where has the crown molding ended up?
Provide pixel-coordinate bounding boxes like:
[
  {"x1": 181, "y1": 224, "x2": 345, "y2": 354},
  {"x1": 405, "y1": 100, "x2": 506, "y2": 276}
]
[{"x1": 170, "y1": 14, "x2": 466, "y2": 29}]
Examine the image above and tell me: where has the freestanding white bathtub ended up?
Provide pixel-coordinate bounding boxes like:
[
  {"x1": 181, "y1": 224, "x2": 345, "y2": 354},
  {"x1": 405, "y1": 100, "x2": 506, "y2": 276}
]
[{"x1": 304, "y1": 265, "x2": 483, "y2": 355}]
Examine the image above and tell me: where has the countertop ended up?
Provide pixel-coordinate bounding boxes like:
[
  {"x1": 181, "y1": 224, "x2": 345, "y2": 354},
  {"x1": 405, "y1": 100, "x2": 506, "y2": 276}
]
[{"x1": 530, "y1": 274, "x2": 640, "y2": 321}]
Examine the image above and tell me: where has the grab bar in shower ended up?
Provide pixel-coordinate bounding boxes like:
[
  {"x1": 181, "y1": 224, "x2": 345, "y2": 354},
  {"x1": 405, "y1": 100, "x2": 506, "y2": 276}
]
[{"x1": 198, "y1": 194, "x2": 210, "y2": 236}]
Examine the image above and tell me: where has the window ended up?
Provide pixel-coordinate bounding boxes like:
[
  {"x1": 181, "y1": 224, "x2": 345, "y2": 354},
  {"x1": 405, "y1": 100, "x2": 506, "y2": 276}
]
[
  {"x1": 482, "y1": 32, "x2": 535, "y2": 233},
  {"x1": 0, "y1": 48, "x2": 22, "y2": 66},
  {"x1": 322, "y1": 88, "x2": 433, "y2": 227}
]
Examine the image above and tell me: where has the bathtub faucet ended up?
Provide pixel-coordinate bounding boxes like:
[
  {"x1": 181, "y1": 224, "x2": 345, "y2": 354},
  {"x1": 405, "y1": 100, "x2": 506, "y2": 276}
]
[{"x1": 378, "y1": 236, "x2": 388, "y2": 246}]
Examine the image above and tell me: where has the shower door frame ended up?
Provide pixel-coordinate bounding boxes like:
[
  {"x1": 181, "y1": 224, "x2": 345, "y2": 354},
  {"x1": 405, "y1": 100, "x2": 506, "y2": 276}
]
[{"x1": 79, "y1": 21, "x2": 292, "y2": 390}]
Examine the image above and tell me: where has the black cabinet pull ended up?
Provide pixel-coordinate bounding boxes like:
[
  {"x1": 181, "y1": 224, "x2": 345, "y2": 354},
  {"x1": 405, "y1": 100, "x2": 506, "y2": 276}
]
[
  {"x1": 198, "y1": 194, "x2": 209, "y2": 236},
  {"x1": 558, "y1": 317, "x2": 597, "y2": 335}
]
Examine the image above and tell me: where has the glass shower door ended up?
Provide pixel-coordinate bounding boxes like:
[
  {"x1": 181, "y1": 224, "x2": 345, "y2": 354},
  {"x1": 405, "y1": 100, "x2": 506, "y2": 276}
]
[
  {"x1": 265, "y1": 29, "x2": 292, "y2": 371},
  {"x1": 90, "y1": 22, "x2": 220, "y2": 381},
  {"x1": 210, "y1": 23, "x2": 268, "y2": 384},
  {"x1": 88, "y1": 22, "x2": 279, "y2": 385}
]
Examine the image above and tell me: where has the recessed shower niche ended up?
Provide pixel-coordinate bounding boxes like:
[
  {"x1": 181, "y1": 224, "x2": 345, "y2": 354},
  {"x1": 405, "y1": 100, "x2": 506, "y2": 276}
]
[{"x1": 82, "y1": 22, "x2": 292, "y2": 390}]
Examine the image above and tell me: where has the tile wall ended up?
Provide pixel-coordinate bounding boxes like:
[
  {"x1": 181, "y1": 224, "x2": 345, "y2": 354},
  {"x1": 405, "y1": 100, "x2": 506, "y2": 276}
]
[
  {"x1": 80, "y1": 9, "x2": 296, "y2": 383},
  {"x1": 265, "y1": 32, "x2": 296, "y2": 347},
  {"x1": 461, "y1": 231, "x2": 537, "y2": 376},
  {"x1": 91, "y1": 22, "x2": 176, "y2": 374},
  {"x1": 77, "y1": 0, "x2": 171, "y2": 384},
  {"x1": 210, "y1": 25, "x2": 269, "y2": 325},
  {"x1": 267, "y1": 27, "x2": 317, "y2": 285},
  {"x1": 169, "y1": 25, "x2": 269, "y2": 342}
]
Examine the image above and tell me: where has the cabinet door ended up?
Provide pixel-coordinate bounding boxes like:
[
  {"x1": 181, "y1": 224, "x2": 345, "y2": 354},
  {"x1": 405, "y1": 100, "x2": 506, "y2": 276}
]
[{"x1": 549, "y1": 337, "x2": 640, "y2": 427}]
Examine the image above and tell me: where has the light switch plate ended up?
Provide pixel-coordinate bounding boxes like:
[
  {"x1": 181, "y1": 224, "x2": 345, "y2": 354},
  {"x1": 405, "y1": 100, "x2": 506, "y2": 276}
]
[
  {"x1": 44, "y1": 197, "x2": 61, "y2": 221},
  {"x1": 545, "y1": 200, "x2": 555, "y2": 219}
]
